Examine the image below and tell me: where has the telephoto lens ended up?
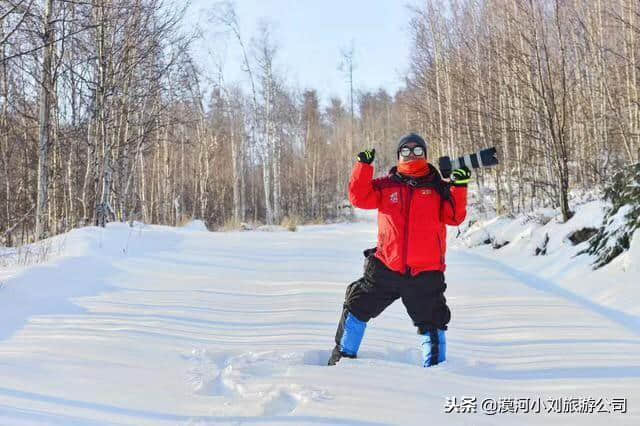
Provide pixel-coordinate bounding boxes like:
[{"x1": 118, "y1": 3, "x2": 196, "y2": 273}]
[{"x1": 438, "y1": 147, "x2": 499, "y2": 178}]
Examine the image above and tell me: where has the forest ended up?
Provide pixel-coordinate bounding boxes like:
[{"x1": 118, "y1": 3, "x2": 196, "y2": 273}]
[{"x1": 1, "y1": 0, "x2": 639, "y2": 246}]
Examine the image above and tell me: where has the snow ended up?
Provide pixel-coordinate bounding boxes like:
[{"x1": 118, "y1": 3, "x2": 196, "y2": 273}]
[
  {"x1": 452, "y1": 199, "x2": 640, "y2": 317},
  {"x1": 622, "y1": 230, "x2": 640, "y2": 274},
  {"x1": 180, "y1": 220, "x2": 209, "y2": 232},
  {"x1": 255, "y1": 225, "x2": 289, "y2": 232},
  {"x1": 460, "y1": 200, "x2": 608, "y2": 255},
  {"x1": 0, "y1": 213, "x2": 639, "y2": 425}
]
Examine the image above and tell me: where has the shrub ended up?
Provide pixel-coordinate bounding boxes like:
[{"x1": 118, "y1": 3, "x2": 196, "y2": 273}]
[
  {"x1": 218, "y1": 218, "x2": 242, "y2": 232},
  {"x1": 280, "y1": 215, "x2": 300, "y2": 232},
  {"x1": 581, "y1": 163, "x2": 640, "y2": 268}
]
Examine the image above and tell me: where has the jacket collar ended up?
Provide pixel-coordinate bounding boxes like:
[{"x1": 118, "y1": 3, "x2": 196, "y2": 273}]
[{"x1": 389, "y1": 163, "x2": 442, "y2": 188}]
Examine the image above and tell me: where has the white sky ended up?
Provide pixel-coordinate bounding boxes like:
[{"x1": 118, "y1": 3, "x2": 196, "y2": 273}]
[{"x1": 183, "y1": 0, "x2": 414, "y2": 106}]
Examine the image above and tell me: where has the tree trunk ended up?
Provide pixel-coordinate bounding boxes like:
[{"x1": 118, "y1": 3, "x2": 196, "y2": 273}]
[{"x1": 35, "y1": 0, "x2": 55, "y2": 240}]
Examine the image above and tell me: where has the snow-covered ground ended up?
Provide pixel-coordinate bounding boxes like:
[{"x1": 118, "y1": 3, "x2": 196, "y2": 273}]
[
  {"x1": 0, "y1": 214, "x2": 639, "y2": 425},
  {"x1": 455, "y1": 199, "x2": 640, "y2": 318}
]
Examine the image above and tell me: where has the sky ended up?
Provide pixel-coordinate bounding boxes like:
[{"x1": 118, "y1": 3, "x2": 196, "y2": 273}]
[{"x1": 183, "y1": 0, "x2": 414, "y2": 106}]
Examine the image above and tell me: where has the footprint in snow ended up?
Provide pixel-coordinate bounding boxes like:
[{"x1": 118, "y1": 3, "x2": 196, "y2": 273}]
[{"x1": 184, "y1": 347, "x2": 332, "y2": 415}]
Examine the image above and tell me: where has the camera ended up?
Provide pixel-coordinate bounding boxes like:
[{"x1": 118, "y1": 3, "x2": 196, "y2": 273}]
[{"x1": 438, "y1": 147, "x2": 499, "y2": 178}]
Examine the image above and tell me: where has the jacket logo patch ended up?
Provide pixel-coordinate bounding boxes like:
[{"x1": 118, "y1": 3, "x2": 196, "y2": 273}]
[
  {"x1": 421, "y1": 189, "x2": 432, "y2": 195},
  {"x1": 390, "y1": 192, "x2": 399, "y2": 204}
]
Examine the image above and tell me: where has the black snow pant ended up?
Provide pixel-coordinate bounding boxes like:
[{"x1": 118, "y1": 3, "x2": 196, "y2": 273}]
[{"x1": 333, "y1": 249, "x2": 451, "y2": 352}]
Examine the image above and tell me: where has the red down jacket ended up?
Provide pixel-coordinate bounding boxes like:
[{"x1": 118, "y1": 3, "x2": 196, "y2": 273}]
[{"x1": 349, "y1": 162, "x2": 467, "y2": 276}]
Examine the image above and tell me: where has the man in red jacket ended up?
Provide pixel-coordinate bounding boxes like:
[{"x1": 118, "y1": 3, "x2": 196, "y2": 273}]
[{"x1": 328, "y1": 133, "x2": 470, "y2": 367}]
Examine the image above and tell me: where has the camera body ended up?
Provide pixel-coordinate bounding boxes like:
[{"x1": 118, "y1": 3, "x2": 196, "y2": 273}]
[{"x1": 438, "y1": 147, "x2": 499, "y2": 178}]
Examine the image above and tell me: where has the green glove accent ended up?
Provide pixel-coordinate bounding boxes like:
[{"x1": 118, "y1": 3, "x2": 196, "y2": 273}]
[
  {"x1": 356, "y1": 149, "x2": 376, "y2": 164},
  {"x1": 451, "y1": 167, "x2": 471, "y2": 187}
]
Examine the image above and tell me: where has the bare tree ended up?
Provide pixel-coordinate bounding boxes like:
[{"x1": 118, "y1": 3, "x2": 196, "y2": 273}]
[{"x1": 35, "y1": 0, "x2": 55, "y2": 240}]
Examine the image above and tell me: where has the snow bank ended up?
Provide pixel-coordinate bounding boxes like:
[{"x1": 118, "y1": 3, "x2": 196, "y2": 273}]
[
  {"x1": 180, "y1": 219, "x2": 209, "y2": 232},
  {"x1": 452, "y1": 196, "x2": 640, "y2": 318},
  {"x1": 0, "y1": 222, "x2": 184, "y2": 341},
  {"x1": 352, "y1": 208, "x2": 377, "y2": 223},
  {"x1": 255, "y1": 225, "x2": 289, "y2": 232},
  {"x1": 622, "y1": 230, "x2": 640, "y2": 274},
  {"x1": 458, "y1": 200, "x2": 607, "y2": 255}
]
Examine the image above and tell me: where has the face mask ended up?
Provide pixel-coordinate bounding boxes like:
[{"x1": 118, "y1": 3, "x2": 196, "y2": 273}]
[{"x1": 397, "y1": 158, "x2": 429, "y2": 178}]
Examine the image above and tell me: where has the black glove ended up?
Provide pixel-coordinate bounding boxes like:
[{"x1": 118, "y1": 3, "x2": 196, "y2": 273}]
[
  {"x1": 356, "y1": 149, "x2": 375, "y2": 164},
  {"x1": 451, "y1": 167, "x2": 471, "y2": 187}
]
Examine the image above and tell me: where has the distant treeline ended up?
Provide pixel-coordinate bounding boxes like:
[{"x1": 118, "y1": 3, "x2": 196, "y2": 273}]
[{"x1": 1, "y1": 0, "x2": 639, "y2": 246}]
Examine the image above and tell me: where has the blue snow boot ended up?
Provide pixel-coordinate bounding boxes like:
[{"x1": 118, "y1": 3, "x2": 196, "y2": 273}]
[
  {"x1": 421, "y1": 328, "x2": 446, "y2": 367},
  {"x1": 328, "y1": 311, "x2": 366, "y2": 365}
]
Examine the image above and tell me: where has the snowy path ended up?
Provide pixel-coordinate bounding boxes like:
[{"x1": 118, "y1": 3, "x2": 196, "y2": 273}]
[{"x1": 0, "y1": 222, "x2": 638, "y2": 425}]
